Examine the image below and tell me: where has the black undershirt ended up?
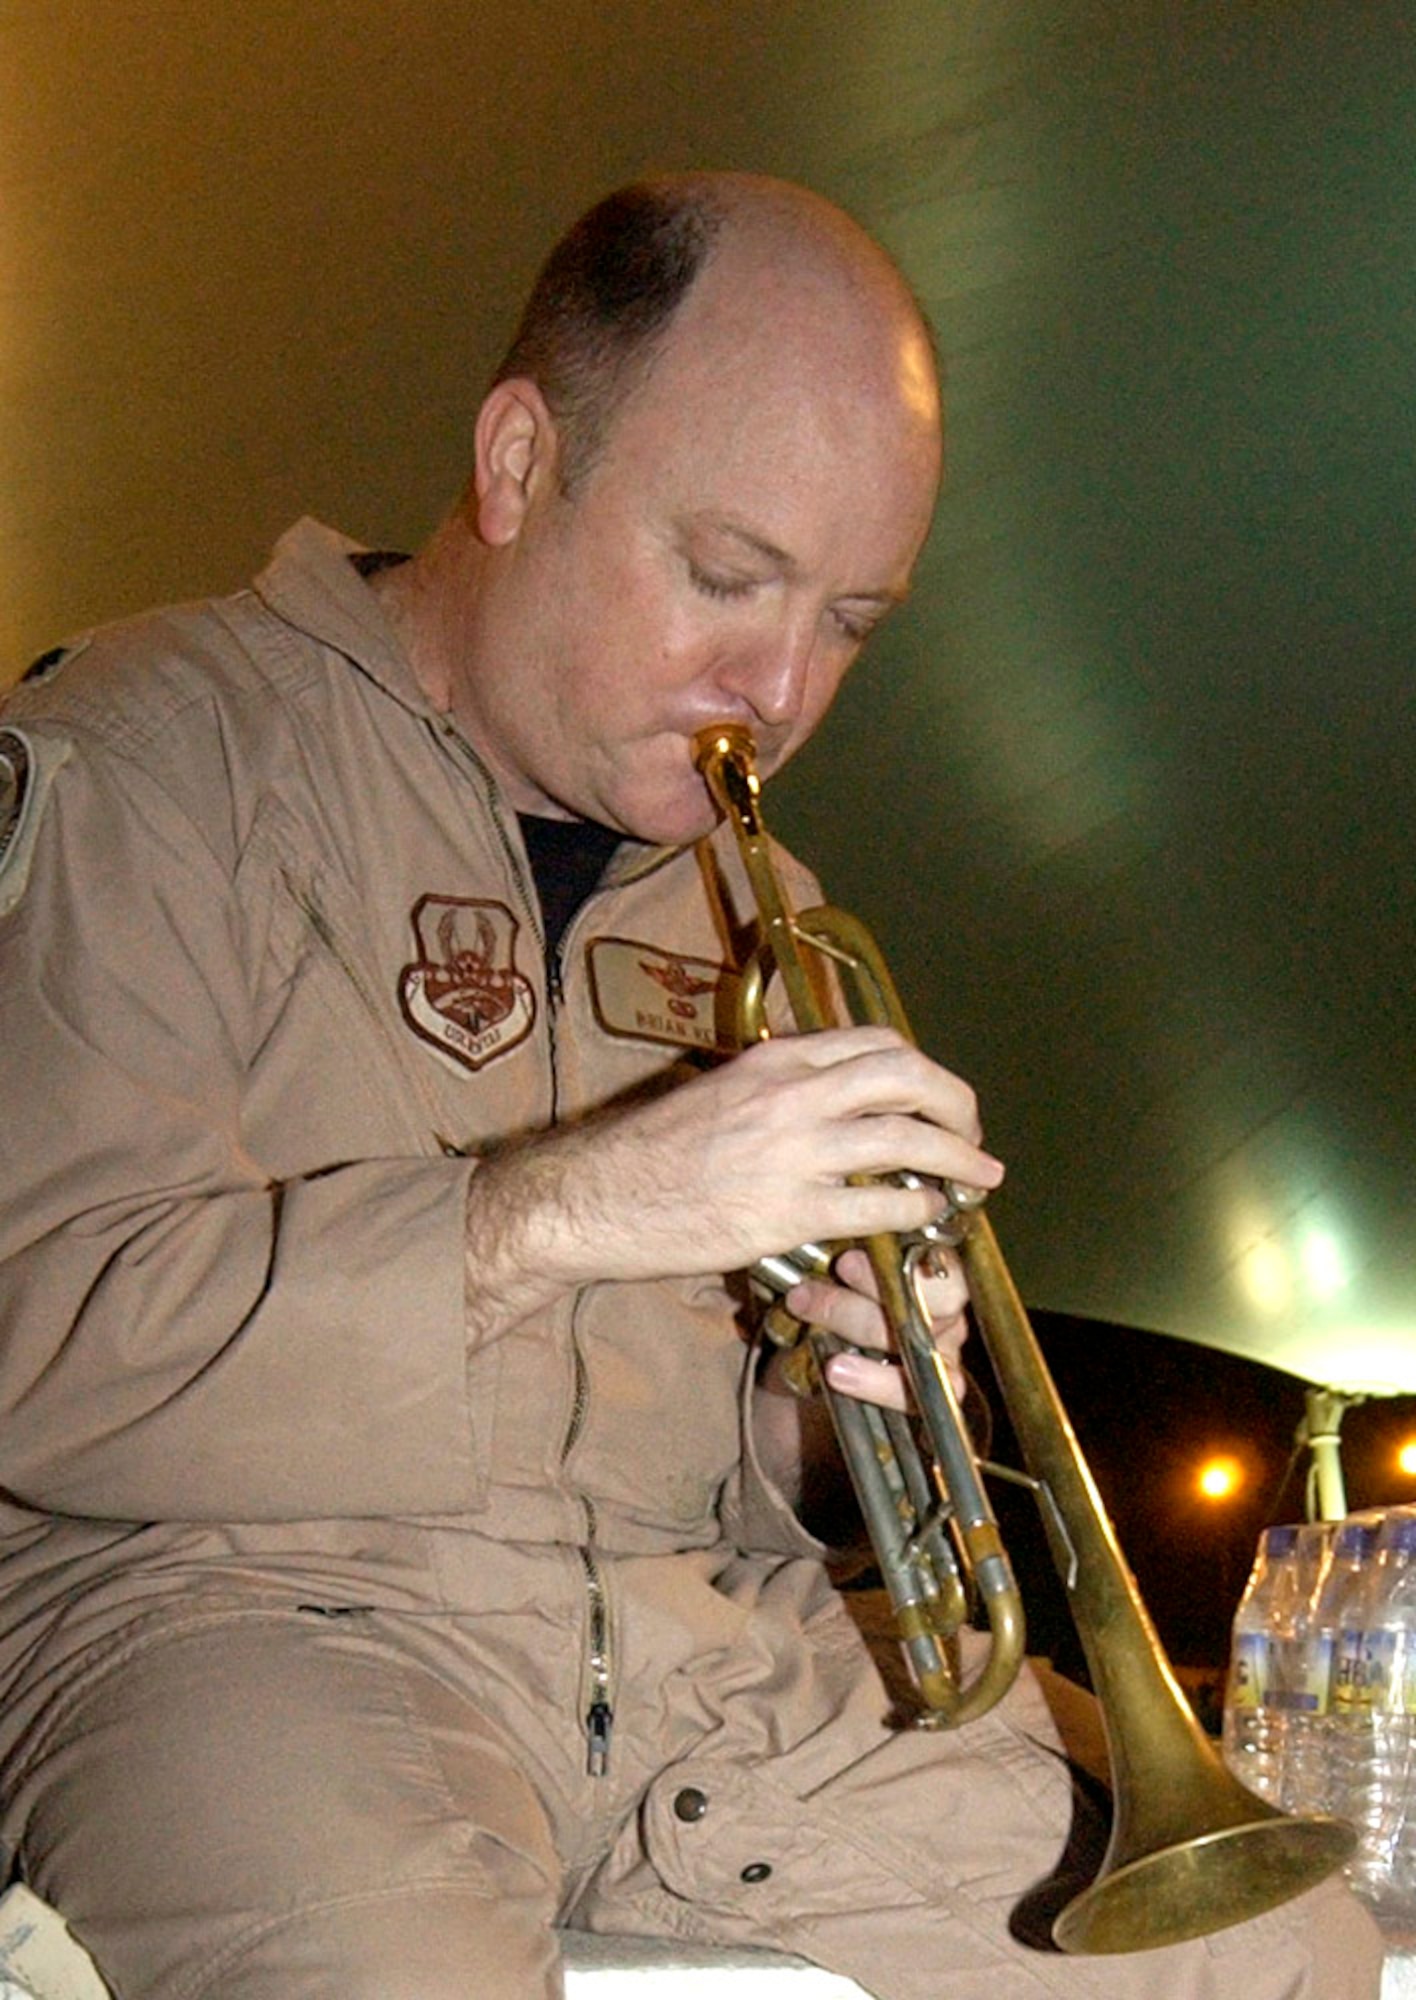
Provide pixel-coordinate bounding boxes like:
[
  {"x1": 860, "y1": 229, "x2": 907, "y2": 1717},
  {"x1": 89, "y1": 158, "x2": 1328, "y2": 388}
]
[{"x1": 519, "y1": 814, "x2": 622, "y2": 963}]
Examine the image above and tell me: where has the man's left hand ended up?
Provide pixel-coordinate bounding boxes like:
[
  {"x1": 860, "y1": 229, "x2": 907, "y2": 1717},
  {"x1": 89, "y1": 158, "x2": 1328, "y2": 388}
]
[{"x1": 783, "y1": 1242, "x2": 970, "y2": 1410}]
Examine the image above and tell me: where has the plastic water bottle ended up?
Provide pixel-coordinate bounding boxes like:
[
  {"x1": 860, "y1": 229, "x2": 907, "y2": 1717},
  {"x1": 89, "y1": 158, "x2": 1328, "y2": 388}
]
[
  {"x1": 1223, "y1": 1523, "x2": 1302, "y2": 1802},
  {"x1": 1276, "y1": 1519, "x2": 1335, "y2": 1812},
  {"x1": 1343, "y1": 1510, "x2": 1416, "y2": 1932},
  {"x1": 1285, "y1": 1516, "x2": 1380, "y2": 1817}
]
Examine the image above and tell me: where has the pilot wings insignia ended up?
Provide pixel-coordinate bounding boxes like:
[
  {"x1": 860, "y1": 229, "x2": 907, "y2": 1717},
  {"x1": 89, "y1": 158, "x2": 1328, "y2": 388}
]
[
  {"x1": 638, "y1": 957, "x2": 716, "y2": 1001},
  {"x1": 587, "y1": 936, "x2": 739, "y2": 1054}
]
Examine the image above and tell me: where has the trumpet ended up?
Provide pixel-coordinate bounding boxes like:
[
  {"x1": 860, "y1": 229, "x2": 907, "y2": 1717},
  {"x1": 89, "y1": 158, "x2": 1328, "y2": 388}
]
[{"x1": 694, "y1": 722, "x2": 1354, "y2": 1954}]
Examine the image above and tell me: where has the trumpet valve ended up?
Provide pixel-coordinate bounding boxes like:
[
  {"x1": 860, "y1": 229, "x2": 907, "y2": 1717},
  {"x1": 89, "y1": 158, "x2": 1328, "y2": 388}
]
[{"x1": 893, "y1": 1171, "x2": 988, "y2": 1252}]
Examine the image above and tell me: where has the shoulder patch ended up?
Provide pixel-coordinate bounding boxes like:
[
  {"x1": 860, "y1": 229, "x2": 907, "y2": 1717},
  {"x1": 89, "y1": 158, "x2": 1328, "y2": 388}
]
[
  {"x1": 587, "y1": 936, "x2": 742, "y2": 1055},
  {"x1": 0, "y1": 728, "x2": 71, "y2": 918},
  {"x1": 20, "y1": 634, "x2": 88, "y2": 685}
]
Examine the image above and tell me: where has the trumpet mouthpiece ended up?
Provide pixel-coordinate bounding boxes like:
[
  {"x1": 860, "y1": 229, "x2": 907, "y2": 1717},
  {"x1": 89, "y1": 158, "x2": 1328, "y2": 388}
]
[{"x1": 692, "y1": 722, "x2": 757, "y2": 773}]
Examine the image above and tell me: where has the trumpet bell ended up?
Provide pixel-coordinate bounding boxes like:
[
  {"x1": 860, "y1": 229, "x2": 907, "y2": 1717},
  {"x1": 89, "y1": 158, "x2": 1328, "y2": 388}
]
[{"x1": 1056, "y1": 1806, "x2": 1356, "y2": 1954}]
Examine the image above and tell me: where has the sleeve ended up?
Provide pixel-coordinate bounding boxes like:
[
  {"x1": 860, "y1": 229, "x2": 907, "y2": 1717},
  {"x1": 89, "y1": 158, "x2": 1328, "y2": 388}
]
[
  {"x1": 717, "y1": 1333, "x2": 830, "y2": 1561},
  {"x1": 0, "y1": 723, "x2": 487, "y2": 1525}
]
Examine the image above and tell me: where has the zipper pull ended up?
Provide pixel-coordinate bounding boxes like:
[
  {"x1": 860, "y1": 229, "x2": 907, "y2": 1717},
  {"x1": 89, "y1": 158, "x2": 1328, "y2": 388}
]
[{"x1": 586, "y1": 1699, "x2": 614, "y2": 1778}]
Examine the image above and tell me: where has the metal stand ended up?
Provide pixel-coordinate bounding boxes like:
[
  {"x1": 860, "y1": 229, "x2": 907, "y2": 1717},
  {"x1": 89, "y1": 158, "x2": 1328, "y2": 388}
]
[{"x1": 1298, "y1": 1386, "x2": 1361, "y2": 1522}]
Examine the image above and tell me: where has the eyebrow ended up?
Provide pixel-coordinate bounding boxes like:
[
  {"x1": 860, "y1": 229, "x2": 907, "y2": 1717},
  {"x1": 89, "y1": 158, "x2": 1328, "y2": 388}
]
[{"x1": 681, "y1": 512, "x2": 912, "y2": 606}]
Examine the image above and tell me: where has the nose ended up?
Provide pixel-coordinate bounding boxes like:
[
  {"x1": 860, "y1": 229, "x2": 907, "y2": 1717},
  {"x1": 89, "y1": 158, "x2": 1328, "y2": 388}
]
[{"x1": 722, "y1": 617, "x2": 819, "y2": 736}]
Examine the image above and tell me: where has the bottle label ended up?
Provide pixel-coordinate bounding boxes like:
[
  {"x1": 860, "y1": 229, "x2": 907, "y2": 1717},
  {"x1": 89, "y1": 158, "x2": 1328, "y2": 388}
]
[
  {"x1": 1333, "y1": 1626, "x2": 1379, "y2": 1714},
  {"x1": 1276, "y1": 1632, "x2": 1332, "y2": 1714},
  {"x1": 1229, "y1": 1631, "x2": 1270, "y2": 1710},
  {"x1": 1365, "y1": 1629, "x2": 1416, "y2": 1715}
]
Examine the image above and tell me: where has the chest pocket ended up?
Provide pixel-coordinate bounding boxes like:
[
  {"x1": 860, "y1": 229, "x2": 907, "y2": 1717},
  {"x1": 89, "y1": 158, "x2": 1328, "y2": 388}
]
[{"x1": 238, "y1": 794, "x2": 547, "y2": 1169}]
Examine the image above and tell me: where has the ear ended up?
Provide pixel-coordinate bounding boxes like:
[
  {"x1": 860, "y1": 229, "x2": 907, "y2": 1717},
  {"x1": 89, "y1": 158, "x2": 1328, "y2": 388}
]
[{"x1": 473, "y1": 379, "x2": 560, "y2": 547}]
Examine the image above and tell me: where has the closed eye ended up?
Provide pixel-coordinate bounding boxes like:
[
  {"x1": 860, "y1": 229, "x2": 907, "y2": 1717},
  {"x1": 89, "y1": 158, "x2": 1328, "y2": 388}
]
[
  {"x1": 832, "y1": 604, "x2": 888, "y2": 644},
  {"x1": 689, "y1": 563, "x2": 760, "y2": 603}
]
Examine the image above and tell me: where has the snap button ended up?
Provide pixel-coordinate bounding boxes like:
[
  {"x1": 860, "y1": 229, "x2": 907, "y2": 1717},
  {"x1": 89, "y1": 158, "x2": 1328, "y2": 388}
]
[
  {"x1": 740, "y1": 1861, "x2": 772, "y2": 1883},
  {"x1": 673, "y1": 1787, "x2": 709, "y2": 1822}
]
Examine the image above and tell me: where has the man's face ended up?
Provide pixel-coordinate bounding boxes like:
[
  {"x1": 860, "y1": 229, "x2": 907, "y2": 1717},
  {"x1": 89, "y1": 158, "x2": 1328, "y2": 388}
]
[{"x1": 458, "y1": 256, "x2": 942, "y2": 846}]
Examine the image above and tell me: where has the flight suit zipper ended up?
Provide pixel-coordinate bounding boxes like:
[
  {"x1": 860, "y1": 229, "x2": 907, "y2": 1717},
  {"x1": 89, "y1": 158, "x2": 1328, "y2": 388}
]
[
  {"x1": 579, "y1": 1511, "x2": 615, "y2": 1778},
  {"x1": 432, "y1": 719, "x2": 611, "y2": 1771},
  {"x1": 449, "y1": 720, "x2": 614, "y2": 1775},
  {"x1": 433, "y1": 715, "x2": 686, "y2": 1782},
  {"x1": 561, "y1": 1306, "x2": 616, "y2": 1776}
]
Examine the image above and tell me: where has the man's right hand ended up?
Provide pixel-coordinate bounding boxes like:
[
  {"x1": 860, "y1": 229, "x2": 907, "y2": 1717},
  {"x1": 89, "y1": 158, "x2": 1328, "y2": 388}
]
[{"x1": 462, "y1": 1025, "x2": 1003, "y2": 1344}]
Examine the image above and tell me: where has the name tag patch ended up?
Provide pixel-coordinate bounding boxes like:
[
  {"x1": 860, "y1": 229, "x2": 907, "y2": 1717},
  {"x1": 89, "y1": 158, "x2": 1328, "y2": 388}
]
[{"x1": 587, "y1": 936, "x2": 742, "y2": 1055}]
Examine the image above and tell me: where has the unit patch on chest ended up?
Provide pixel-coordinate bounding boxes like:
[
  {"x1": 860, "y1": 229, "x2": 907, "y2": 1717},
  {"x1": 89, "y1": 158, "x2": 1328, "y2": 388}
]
[
  {"x1": 399, "y1": 895, "x2": 536, "y2": 1073},
  {"x1": 587, "y1": 935, "x2": 742, "y2": 1056}
]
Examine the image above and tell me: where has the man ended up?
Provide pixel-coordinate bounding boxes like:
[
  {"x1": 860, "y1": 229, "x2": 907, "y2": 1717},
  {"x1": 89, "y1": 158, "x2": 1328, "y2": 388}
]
[{"x1": 0, "y1": 175, "x2": 1381, "y2": 1998}]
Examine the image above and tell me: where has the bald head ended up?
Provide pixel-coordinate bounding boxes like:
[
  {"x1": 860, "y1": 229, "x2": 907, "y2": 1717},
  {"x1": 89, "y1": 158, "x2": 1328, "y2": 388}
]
[
  {"x1": 492, "y1": 172, "x2": 940, "y2": 493},
  {"x1": 387, "y1": 174, "x2": 942, "y2": 843}
]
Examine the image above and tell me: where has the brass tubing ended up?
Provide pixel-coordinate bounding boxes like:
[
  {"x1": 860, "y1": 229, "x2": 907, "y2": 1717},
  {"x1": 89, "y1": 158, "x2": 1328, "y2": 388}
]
[
  {"x1": 695, "y1": 724, "x2": 1024, "y2": 1724},
  {"x1": 693, "y1": 721, "x2": 1355, "y2": 1952}
]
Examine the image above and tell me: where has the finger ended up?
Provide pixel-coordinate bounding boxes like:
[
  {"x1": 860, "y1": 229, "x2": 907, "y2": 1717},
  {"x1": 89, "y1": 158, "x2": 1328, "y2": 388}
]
[
  {"x1": 805, "y1": 1041, "x2": 992, "y2": 1153},
  {"x1": 929, "y1": 1309, "x2": 971, "y2": 1384},
  {"x1": 795, "y1": 1177, "x2": 985, "y2": 1245},
  {"x1": 832, "y1": 1246, "x2": 879, "y2": 1300},
  {"x1": 914, "y1": 1251, "x2": 971, "y2": 1324},
  {"x1": 797, "y1": 1248, "x2": 968, "y2": 1339},
  {"x1": 820, "y1": 1113, "x2": 1004, "y2": 1193},
  {"x1": 821, "y1": 1344, "x2": 969, "y2": 1412},
  {"x1": 786, "y1": 1274, "x2": 892, "y2": 1354},
  {"x1": 734, "y1": 1024, "x2": 910, "y2": 1076},
  {"x1": 833, "y1": 1243, "x2": 970, "y2": 1321},
  {"x1": 822, "y1": 1348, "x2": 912, "y2": 1412},
  {"x1": 744, "y1": 1032, "x2": 995, "y2": 1160},
  {"x1": 781, "y1": 1234, "x2": 974, "y2": 1403}
]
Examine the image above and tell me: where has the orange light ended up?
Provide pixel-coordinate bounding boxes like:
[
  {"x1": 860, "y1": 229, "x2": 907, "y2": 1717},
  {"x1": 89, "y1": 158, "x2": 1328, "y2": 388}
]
[
  {"x1": 1197, "y1": 1455, "x2": 1245, "y2": 1501},
  {"x1": 1398, "y1": 1439, "x2": 1416, "y2": 1479}
]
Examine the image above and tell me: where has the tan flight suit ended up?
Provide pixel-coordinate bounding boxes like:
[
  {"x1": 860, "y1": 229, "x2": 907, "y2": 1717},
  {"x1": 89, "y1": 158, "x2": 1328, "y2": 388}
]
[{"x1": 0, "y1": 523, "x2": 1382, "y2": 1998}]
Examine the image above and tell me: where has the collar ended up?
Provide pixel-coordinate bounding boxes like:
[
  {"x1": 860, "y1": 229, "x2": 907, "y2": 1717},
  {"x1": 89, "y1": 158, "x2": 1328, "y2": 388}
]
[
  {"x1": 250, "y1": 517, "x2": 705, "y2": 891},
  {"x1": 251, "y1": 517, "x2": 433, "y2": 719}
]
